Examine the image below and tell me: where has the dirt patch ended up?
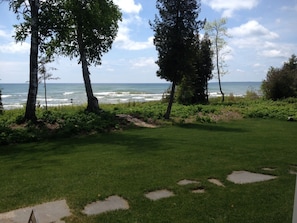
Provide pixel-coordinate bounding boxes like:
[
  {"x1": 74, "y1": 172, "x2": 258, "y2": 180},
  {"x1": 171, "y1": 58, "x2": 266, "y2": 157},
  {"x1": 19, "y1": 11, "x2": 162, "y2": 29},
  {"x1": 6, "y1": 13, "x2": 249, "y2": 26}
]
[
  {"x1": 117, "y1": 114, "x2": 158, "y2": 128},
  {"x1": 198, "y1": 109, "x2": 243, "y2": 122}
]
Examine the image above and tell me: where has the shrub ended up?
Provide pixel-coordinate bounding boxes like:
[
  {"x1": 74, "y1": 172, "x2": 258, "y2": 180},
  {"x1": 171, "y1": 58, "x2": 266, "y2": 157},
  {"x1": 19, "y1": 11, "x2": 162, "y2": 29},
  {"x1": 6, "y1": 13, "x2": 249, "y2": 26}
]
[
  {"x1": 245, "y1": 90, "x2": 260, "y2": 100},
  {"x1": 262, "y1": 55, "x2": 297, "y2": 100}
]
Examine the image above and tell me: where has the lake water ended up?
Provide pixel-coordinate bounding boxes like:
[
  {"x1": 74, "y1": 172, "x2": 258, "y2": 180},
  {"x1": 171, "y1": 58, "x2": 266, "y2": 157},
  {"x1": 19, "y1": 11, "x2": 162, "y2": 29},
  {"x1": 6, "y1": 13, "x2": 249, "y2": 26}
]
[{"x1": 0, "y1": 82, "x2": 262, "y2": 110}]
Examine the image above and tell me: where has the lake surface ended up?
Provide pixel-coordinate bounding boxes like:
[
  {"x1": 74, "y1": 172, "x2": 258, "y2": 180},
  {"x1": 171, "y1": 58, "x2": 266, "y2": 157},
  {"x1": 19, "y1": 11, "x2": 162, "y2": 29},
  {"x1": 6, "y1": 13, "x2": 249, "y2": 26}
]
[{"x1": 0, "y1": 82, "x2": 262, "y2": 109}]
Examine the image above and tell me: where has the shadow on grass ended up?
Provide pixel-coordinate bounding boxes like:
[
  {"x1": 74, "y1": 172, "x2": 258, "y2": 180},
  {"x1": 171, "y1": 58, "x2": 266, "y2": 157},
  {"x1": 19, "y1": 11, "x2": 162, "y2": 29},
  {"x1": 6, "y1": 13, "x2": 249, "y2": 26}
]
[
  {"x1": 0, "y1": 122, "x2": 247, "y2": 163},
  {"x1": 176, "y1": 123, "x2": 247, "y2": 133},
  {"x1": 0, "y1": 129, "x2": 166, "y2": 161}
]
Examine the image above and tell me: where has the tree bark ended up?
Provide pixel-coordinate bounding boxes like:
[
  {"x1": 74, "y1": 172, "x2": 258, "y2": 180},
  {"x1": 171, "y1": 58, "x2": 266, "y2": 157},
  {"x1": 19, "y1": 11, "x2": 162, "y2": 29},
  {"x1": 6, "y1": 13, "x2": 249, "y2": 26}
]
[
  {"x1": 77, "y1": 24, "x2": 100, "y2": 113},
  {"x1": 164, "y1": 81, "x2": 176, "y2": 119},
  {"x1": 24, "y1": 0, "x2": 39, "y2": 122},
  {"x1": 215, "y1": 36, "x2": 224, "y2": 102}
]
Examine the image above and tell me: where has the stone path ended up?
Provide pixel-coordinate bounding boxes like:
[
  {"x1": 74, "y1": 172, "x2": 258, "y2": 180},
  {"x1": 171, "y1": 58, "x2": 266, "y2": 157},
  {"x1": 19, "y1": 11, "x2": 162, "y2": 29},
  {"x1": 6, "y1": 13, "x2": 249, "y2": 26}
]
[
  {"x1": 227, "y1": 170, "x2": 277, "y2": 184},
  {"x1": 145, "y1": 189, "x2": 175, "y2": 201},
  {"x1": 208, "y1": 178, "x2": 225, "y2": 187},
  {"x1": 177, "y1": 179, "x2": 200, "y2": 186},
  {"x1": 0, "y1": 168, "x2": 284, "y2": 222},
  {"x1": 82, "y1": 195, "x2": 129, "y2": 216},
  {"x1": 0, "y1": 200, "x2": 71, "y2": 223}
]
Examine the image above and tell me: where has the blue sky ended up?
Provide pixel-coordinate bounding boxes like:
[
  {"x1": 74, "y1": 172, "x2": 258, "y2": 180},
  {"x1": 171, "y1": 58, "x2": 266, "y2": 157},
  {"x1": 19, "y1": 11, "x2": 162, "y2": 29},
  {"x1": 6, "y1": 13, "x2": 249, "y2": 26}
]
[{"x1": 0, "y1": 0, "x2": 297, "y2": 83}]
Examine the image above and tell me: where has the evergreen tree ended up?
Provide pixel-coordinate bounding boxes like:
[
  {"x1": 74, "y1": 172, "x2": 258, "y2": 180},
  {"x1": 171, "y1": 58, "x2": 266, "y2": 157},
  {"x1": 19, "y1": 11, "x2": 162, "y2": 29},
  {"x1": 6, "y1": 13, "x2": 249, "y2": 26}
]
[
  {"x1": 195, "y1": 33, "x2": 213, "y2": 103},
  {"x1": 151, "y1": 0, "x2": 204, "y2": 119},
  {"x1": 177, "y1": 34, "x2": 213, "y2": 105}
]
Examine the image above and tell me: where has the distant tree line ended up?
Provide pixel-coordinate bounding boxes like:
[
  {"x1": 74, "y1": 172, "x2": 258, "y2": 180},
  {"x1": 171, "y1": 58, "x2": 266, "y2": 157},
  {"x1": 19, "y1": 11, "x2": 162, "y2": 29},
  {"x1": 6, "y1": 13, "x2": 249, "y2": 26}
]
[{"x1": 262, "y1": 55, "x2": 297, "y2": 100}]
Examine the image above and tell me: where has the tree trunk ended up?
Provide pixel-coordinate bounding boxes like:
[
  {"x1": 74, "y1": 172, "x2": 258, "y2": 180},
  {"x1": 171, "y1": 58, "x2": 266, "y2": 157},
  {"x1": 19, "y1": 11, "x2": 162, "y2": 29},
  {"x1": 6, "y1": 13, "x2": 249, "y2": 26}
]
[
  {"x1": 164, "y1": 81, "x2": 176, "y2": 119},
  {"x1": 77, "y1": 24, "x2": 100, "y2": 113},
  {"x1": 215, "y1": 36, "x2": 224, "y2": 102},
  {"x1": 44, "y1": 78, "x2": 48, "y2": 110},
  {"x1": 24, "y1": 0, "x2": 39, "y2": 122}
]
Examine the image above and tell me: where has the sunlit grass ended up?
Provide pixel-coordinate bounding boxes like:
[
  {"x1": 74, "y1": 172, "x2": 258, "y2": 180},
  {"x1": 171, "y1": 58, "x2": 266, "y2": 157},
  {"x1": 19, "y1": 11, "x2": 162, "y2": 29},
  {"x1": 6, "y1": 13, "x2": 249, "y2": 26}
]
[{"x1": 1, "y1": 119, "x2": 296, "y2": 222}]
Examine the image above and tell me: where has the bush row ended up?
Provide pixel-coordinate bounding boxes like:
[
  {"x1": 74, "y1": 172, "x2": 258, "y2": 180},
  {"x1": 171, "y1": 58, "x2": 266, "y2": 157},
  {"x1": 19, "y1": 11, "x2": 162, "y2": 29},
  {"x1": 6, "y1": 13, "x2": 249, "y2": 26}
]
[
  {"x1": 1, "y1": 98, "x2": 297, "y2": 145},
  {"x1": 0, "y1": 107, "x2": 127, "y2": 145}
]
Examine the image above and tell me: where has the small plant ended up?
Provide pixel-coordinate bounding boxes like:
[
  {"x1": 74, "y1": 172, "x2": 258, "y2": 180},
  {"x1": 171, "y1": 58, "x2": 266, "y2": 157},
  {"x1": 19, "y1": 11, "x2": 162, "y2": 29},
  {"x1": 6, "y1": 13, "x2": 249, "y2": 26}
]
[{"x1": 245, "y1": 89, "x2": 260, "y2": 100}]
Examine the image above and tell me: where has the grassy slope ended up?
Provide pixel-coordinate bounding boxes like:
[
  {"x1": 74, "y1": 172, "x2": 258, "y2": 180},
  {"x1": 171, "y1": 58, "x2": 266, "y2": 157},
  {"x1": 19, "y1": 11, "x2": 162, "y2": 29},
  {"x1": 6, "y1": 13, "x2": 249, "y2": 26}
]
[{"x1": 1, "y1": 119, "x2": 297, "y2": 222}]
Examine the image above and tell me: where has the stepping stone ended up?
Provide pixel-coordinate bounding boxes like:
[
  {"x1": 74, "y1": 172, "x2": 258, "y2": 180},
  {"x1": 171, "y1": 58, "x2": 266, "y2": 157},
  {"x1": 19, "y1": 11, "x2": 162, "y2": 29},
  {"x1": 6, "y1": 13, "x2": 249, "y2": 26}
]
[
  {"x1": 0, "y1": 199, "x2": 71, "y2": 223},
  {"x1": 177, "y1": 179, "x2": 200, "y2": 186},
  {"x1": 227, "y1": 171, "x2": 277, "y2": 184},
  {"x1": 145, "y1": 189, "x2": 174, "y2": 201},
  {"x1": 262, "y1": 167, "x2": 275, "y2": 171},
  {"x1": 192, "y1": 188, "x2": 206, "y2": 194},
  {"x1": 82, "y1": 195, "x2": 129, "y2": 216},
  {"x1": 208, "y1": 178, "x2": 225, "y2": 187},
  {"x1": 289, "y1": 165, "x2": 297, "y2": 175}
]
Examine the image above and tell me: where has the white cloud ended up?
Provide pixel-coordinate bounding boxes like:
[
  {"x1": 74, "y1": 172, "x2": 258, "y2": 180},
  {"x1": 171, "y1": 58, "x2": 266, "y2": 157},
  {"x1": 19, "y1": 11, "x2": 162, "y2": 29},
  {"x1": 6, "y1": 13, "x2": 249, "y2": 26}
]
[
  {"x1": 202, "y1": 0, "x2": 259, "y2": 17},
  {"x1": 113, "y1": 1, "x2": 154, "y2": 51},
  {"x1": 113, "y1": 0, "x2": 142, "y2": 14},
  {"x1": 253, "y1": 63, "x2": 262, "y2": 67},
  {"x1": 0, "y1": 42, "x2": 30, "y2": 54},
  {"x1": 229, "y1": 20, "x2": 279, "y2": 39},
  {"x1": 261, "y1": 50, "x2": 284, "y2": 58},
  {"x1": 115, "y1": 26, "x2": 153, "y2": 50},
  {"x1": 0, "y1": 30, "x2": 10, "y2": 38},
  {"x1": 130, "y1": 57, "x2": 156, "y2": 68},
  {"x1": 282, "y1": 3, "x2": 297, "y2": 12},
  {"x1": 0, "y1": 28, "x2": 15, "y2": 39}
]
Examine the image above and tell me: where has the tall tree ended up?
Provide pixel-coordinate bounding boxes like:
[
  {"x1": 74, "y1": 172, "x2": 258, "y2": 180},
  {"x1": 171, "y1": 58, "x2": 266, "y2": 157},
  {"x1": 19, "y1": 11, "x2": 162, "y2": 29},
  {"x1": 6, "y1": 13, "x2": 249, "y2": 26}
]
[
  {"x1": 196, "y1": 33, "x2": 213, "y2": 102},
  {"x1": 151, "y1": 0, "x2": 204, "y2": 119},
  {"x1": 177, "y1": 34, "x2": 213, "y2": 105},
  {"x1": 204, "y1": 18, "x2": 230, "y2": 102},
  {"x1": 10, "y1": 0, "x2": 40, "y2": 122},
  {"x1": 43, "y1": 0, "x2": 121, "y2": 113}
]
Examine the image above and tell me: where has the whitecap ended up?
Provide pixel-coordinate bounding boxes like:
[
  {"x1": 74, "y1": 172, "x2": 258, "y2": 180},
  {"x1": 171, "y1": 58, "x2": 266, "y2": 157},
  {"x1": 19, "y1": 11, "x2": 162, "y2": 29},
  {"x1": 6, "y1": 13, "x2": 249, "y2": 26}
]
[
  {"x1": 1, "y1": 95, "x2": 12, "y2": 98},
  {"x1": 63, "y1": 92, "x2": 75, "y2": 95},
  {"x1": 45, "y1": 98, "x2": 68, "y2": 102}
]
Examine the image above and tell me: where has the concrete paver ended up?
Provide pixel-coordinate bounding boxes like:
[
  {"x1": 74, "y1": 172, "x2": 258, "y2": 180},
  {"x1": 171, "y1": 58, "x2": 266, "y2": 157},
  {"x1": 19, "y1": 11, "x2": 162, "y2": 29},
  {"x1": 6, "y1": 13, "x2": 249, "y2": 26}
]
[
  {"x1": 145, "y1": 190, "x2": 174, "y2": 201},
  {"x1": 82, "y1": 196, "x2": 129, "y2": 216},
  {"x1": 0, "y1": 200, "x2": 71, "y2": 223},
  {"x1": 227, "y1": 171, "x2": 277, "y2": 184}
]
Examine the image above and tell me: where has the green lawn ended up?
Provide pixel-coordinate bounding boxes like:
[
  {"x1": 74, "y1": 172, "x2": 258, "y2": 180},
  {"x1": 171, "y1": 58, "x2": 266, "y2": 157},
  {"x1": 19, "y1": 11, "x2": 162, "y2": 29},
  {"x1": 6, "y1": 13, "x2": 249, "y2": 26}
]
[{"x1": 1, "y1": 119, "x2": 297, "y2": 222}]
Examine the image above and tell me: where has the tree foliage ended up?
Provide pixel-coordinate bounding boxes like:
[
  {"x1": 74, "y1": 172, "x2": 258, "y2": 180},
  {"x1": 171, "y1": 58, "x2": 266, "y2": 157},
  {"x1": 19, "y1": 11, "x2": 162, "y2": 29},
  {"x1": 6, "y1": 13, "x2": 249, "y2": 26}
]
[
  {"x1": 177, "y1": 34, "x2": 213, "y2": 105},
  {"x1": 262, "y1": 54, "x2": 297, "y2": 100},
  {"x1": 41, "y1": 0, "x2": 121, "y2": 113},
  {"x1": 10, "y1": 0, "x2": 121, "y2": 114},
  {"x1": 151, "y1": 0, "x2": 204, "y2": 118}
]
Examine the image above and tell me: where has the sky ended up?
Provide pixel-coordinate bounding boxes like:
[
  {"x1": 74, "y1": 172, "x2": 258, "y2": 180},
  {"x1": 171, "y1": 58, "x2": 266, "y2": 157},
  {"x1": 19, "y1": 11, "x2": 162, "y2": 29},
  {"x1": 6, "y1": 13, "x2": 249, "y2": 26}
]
[{"x1": 0, "y1": 0, "x2": 297, "y2": 83}]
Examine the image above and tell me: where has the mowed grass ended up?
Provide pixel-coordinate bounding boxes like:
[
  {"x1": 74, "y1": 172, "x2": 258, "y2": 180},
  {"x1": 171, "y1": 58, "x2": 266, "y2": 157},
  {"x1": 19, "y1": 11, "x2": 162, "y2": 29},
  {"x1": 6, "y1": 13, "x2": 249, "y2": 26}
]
[{"x1": 0, "y1": 119, "x2": 297, "y2": 222}]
